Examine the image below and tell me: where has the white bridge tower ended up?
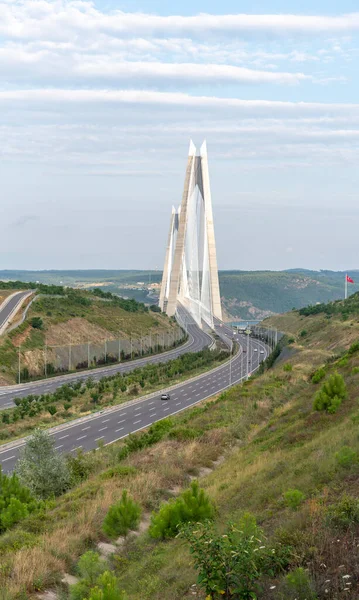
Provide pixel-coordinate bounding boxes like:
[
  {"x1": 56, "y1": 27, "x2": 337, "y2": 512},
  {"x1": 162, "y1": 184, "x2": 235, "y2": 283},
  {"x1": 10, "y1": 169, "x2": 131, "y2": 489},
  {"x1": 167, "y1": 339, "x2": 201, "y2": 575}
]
[{"x1": 159, "y1": 141, "x2": 222, "y2": 328}]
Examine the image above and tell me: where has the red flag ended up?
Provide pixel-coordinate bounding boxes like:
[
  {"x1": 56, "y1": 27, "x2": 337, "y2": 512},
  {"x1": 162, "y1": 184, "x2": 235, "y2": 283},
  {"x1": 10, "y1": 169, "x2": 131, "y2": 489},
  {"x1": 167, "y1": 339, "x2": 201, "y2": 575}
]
[{"x1": 346, "y1": 275, "x2": 354, "y2": 284}]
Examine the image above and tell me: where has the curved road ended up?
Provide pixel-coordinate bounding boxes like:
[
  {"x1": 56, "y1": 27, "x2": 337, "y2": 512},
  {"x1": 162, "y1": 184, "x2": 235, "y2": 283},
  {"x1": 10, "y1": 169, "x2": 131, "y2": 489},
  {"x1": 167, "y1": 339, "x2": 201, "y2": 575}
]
[
  {"x1": 0, "y1": 308, "x2": 211, "y2": 410},
  {"x1": 0, "y1": 290, "x2": 31, "y2": 335},
  {"x1": 0, "y1": 318, "x2": 269, "y2": 473}
]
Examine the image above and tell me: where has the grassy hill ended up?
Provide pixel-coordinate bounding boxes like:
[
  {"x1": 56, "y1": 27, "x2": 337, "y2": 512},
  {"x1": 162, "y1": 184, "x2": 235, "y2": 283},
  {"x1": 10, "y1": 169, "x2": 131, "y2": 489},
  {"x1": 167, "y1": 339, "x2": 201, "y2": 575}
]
[
  {"x1": 1, "y1": 294, "x2": 359, "y2": 598},
  {"x1": 2, "y1": 268, "x2": 359, "y2": 320},
  {"x1": 0, "y1": 282, "x2": 178, "y2": 385}
]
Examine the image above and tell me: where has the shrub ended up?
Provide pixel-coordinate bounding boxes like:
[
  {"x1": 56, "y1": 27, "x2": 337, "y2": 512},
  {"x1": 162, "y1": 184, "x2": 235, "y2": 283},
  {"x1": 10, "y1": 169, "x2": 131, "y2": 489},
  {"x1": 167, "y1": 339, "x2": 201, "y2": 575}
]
[
  {"x1": 282, "y1": 567, "x2": 317, "y2": 600},
  {"x1": 149, "y1": 480, "x2": 215, "y2": 539},
  {"x1": 348, "y1": 341, "x2": 359, "y2": 355},
  {"x1": 287, "y1": 337, "x2": 295, "y2": 344},
  {"x1": 181, "y1": 515, "x2": 287, "y2": 600},
  {"x1": 16, "y1": 429, "x2": 71, "y2": 499},
  {"x1": 284, "y1": 489, "x2": 305, "y2": 510},
  {"x1": 283, "y1": 363, "x2": 293, "y2": 372},
  {"x1": 67, "y1": 449, "x2": 95, "y2": 484},
  {"x1": 0, "y1": 468, "x2": 39, "y2": 533},
  {"x1": 168, "y1": 427, "x2": 202, "y2": 441},
  {"x1": 79, "y1": 571, "x2": 127, "y2": 600},
  {"x1": 313, "y1": 372, "x2": 347, "y2": 414},
  {"x1": 77, "y1": 551, "x2": 105, "y2": 585},
  {"x1": 300, "y1": 330, "x2": 307, "y2": 338},
  {"x1": 338, "y1": 356, "x2": 348, "y2": 367},
  {"x1": 351, "y1": 366, "x2": 359, "y2": 375},
  {"x1": 102, "y1": 490, "x2": 141, "y2": 539},
  {"x1": 335, "y1": 446, "x2": 358, "y2": 469},
  {"x1": 30, "y1": 317, "x2": 43, "y2": 329},
  {"x1": 326, "y1": 495, "x2": 359, "y2": 530},
  {"x1": 311, "y1": 367, "x2": 325, "y2": 384}
]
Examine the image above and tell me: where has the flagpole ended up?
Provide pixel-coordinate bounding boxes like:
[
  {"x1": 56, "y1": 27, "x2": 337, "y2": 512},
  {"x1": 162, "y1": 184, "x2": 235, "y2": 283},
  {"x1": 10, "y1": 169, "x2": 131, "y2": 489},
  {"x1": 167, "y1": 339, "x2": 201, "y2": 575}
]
[{"x1": 345, "y1": 274, "x2": 348, "y2": 300}]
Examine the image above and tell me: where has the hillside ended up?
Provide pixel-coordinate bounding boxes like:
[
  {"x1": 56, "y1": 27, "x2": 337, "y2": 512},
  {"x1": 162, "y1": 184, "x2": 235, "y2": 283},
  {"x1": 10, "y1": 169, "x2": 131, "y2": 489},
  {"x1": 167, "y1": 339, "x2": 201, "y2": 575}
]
[
  {"x1": 2, "y1": 268, "x2": 358, "y2": 320},
  {"x1": 0, "y1": 282, "x2": 179, "y2": 385},
  {"x1": 1, "y1": 295, "x2": 359, "y2": 598}
]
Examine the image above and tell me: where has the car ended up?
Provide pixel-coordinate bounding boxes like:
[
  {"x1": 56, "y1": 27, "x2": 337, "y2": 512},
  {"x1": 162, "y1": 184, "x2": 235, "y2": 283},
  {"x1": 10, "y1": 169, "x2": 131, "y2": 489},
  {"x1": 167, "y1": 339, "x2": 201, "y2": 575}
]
[
  {"x1": 243, "y1": 349, "x2": 247, "y2": 353},
  {"x1": 260, "y1": 350, "x2": 265, "y2": 354},
  {"x1": 161, "y1": 393, "x2": 170, "y2": 401},
  {"x1": 254, "y1": 348, "x2": 258, "y2": 352}
]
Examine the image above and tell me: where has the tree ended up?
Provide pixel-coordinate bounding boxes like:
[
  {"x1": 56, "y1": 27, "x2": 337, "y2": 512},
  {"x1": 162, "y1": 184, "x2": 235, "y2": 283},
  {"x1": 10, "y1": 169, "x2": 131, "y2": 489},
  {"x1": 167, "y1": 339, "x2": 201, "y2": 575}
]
[
  {"x1": 16, "y1": 429, "x2": 71, "y2": 499},
  {"x1": 149, "y1": 480, "x2": 215, "y2": 539},
  {"x1": 31, "y1": 317, "x2": 43, "y2": 329},
  {"x1": 102, "y1": 490, "x2": 141, "y2": 539},
  {"x1": 0, "y1": 467, "x2": 38, "y2": 532},
  {"x1": 313, "y1": 372, "x2": 347, "y2": 414}
]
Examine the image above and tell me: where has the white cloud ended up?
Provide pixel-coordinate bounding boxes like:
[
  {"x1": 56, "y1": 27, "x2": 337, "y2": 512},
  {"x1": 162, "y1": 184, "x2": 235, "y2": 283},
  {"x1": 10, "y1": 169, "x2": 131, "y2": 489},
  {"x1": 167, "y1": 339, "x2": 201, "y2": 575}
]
[{"x1": 2, "y1": 3, "x2": 359, "y2": 39}]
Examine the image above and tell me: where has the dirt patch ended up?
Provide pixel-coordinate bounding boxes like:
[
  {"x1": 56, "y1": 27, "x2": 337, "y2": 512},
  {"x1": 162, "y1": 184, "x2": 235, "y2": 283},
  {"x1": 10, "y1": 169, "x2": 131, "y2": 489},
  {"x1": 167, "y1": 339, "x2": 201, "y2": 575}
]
[
  {"x1": 12, "y1": 325, "x2": 32, "y2": 347},
  {"x1": 46, "y1": 318, "x2": 117, "y2": 345},
  {"x1": 24, "y1": 348, "x2": 44, "y2": 376}
]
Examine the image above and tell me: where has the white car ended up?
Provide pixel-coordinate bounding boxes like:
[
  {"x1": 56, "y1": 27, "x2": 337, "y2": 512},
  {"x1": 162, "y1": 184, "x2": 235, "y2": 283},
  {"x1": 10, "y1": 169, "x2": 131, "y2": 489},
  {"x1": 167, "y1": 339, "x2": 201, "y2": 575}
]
[
  {"x1": 260, "y1": 350, "x2": 265, "y2": 354},
  {"x1": 254, "y1": 348, "x2": 258, "y2": 352}
]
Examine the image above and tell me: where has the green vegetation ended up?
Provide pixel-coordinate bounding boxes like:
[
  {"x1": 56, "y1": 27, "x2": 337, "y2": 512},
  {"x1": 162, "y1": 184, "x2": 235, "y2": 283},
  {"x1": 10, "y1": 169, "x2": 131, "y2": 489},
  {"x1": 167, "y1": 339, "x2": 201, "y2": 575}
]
[
  {"x1": 16, "y1": 429, "x2": 71, "y2": 499},
  {"x1": 2, "y1": 294, "x2": 359, "y2": 598},
  {"x1": 149, "y1": 480, "x2": 215, "y2": 539},
  {"x1": 102, "y1": 491, "x2": 141, "y2": 539},
  {"x1": 181, "y1": 515, "x2": 289, "y2": 600},
  {"x1": 0, "y1": 280, "x2": 179, "y2": 384},
  {"x1": 70, "y1": 552, "x2": 127, "y2": 600},
  {"x1": 0, "y1": 469, "x2": 39, "y2": 533},
  {"x1": 0, "y1": 347, "x2": 227, "y2": 444},
  {"x1": 313, "y1": 371, "x2": 347, "y2": 413}
]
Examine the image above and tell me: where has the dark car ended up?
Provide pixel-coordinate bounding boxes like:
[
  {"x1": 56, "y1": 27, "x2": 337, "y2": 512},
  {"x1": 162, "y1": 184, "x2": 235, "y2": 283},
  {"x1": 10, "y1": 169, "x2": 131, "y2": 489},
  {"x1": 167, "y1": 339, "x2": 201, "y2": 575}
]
[{"x1": 161, "y1": 393, "x2": 170, "y2": 401}]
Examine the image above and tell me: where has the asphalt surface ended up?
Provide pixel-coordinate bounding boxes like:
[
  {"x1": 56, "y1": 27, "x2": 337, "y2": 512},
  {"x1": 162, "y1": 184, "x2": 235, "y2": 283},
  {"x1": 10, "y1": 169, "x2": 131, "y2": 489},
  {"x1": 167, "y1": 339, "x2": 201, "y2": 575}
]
[
  {"x1": 0, "y1": 319, "x2": 269, "y2": 473},
  {"x1": 0, "y1": 308, "x2": 211, "y2": 410},
  {"x1": 0, "y1": 290, "x2": 30, "y2": 333}
]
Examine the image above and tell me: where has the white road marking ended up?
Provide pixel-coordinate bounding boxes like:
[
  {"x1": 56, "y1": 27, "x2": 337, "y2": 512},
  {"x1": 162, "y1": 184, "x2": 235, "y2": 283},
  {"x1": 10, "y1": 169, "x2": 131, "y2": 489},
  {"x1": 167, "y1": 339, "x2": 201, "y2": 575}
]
[
  {"x1": 2, "y1": 455, "x2": 15, "y2": 462},
  {"x1": 133, "y1": 419, "x2": 142, "y2": 424},
  {"x1": 176, "y1": 402, "x2": 181, "y2": 406},
  {"x1": 58, "y1": 434, "x2": 69, "y2": 440},
  {"x1": 102, "y1": 418, "x2": 110, "y2": 423},
  {"x1": 118, "y1": 419, "x2": 126, "y2": 424},
  {"x1": 99, "y1": 427, "x2": 108, "y2": 432},
  {"x1": 115, "y1": 427, "x2": 124, "y2": 432},
  {"x1": 119, "y1": 412, "x2": 127, "y2": 416},
  {"x1": 76, "y1": 435, "x2": 87, "y2": 441},
  {"x1": 95, "y1": 436, "x2": 104, "y2": 441},
  {"x1": 82, "y1": 426, "x2": 91, "y2": 431},
  {"x1": 55, "y1": 445, "x2": 63, "y2": 450}
]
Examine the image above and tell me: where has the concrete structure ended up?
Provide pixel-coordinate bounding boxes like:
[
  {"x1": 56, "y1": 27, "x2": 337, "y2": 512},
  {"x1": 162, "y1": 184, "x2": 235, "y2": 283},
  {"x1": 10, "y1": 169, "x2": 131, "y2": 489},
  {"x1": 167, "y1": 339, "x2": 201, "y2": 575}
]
[{"x1": 159, "y1": 141, "x2": 222, "y2": 327}]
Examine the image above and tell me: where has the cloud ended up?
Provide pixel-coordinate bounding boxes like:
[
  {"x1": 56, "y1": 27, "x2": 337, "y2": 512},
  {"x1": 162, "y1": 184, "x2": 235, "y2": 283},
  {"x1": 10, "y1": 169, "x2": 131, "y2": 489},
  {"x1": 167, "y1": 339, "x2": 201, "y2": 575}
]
[{"x1": 2, "y1": 4, "x2": 359, "y2": 40}]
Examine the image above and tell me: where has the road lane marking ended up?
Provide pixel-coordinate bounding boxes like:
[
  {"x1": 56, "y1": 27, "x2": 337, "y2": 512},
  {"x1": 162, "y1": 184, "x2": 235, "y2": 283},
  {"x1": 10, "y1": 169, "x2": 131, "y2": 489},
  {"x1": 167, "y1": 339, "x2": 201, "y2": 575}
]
[
  {"x1": 115, "y1": 427, "x2": 124, "y2": 432},
  {"x1": 99, "y1": 427, "x2": 108, "y2": 432},
  {"x1": 163, "y1": 407, "x2": 169, "y2": 411},
  {"x1": 55, "y1": 445, "x2": 63, "y2": 450},
  {"x1": 118, "y1": 419, "x2": 126, "y2": 424},
  {"x1": 58, "y1": 434, "x2": 69, "y2": 440},
  {"x1": 2, "y1": 455, "x2": 15, "y2": 462},
  {"x1": 82, "y1": 426, "x2": 91, "y2": 431},
  {"x1": 95, "y1": 436, "x2": 104, "y2": 441},
  {"x1": 133, "y1": 419, "x2": 142, "y2": 424},
  {"x1": 102, "y1": 419, "x2": 110, "y2": 423},
  {"x1": 119, "y1": 412, "x2": 127, "y2": 416},
  {"x1": 175, "y1": 402, "x2": 181, "y2": 406},
  {"x1": 76, "y1": 435, "x2": 87, "y2": 441}
]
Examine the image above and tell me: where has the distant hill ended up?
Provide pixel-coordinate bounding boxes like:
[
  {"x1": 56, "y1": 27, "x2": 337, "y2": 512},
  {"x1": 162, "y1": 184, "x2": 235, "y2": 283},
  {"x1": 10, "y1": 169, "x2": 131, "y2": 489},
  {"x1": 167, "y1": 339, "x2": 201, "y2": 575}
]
[{"x1": 1, "y1": 269, "x2": 358, "y2": 321}]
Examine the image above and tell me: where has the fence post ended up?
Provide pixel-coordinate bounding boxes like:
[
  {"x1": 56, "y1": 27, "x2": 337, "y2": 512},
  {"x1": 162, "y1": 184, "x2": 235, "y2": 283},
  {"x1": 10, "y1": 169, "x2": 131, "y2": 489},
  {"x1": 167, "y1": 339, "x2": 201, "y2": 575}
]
[
  {"x1": 118, "y1": 338, "x2": 121, "y2": 362},
  {"x1": 88, "y1": 341, "x2": 90, "y2": 368}
]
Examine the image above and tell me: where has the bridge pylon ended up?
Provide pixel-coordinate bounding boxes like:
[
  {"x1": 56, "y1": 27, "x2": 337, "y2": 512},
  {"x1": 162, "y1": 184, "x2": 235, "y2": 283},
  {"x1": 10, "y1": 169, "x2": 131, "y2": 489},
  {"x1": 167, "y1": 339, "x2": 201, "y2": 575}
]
[{"x1": 159, "y1": 141, "x2": 222, "y2": 328}]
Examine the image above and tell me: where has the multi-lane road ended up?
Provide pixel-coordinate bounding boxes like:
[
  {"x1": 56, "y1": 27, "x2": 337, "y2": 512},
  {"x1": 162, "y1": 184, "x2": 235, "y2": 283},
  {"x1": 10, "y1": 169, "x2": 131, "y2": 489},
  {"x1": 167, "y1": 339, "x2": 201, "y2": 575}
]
[
  {"x1": 0, "y1": 317, "x2": 269, "y2": 473},
  {"x1": 0, "y1": 290, "x2": 32, "y2": 335},
  {"x1": 0, "y1": 312, "x2": 211, "y2": 410}
]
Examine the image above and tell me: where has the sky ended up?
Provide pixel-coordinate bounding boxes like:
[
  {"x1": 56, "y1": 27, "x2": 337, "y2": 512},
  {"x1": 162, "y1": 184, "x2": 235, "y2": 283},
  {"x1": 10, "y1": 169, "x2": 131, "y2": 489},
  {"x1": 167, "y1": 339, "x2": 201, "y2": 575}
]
[{"x1": 1, "y1": 1, "x2": 359, "y2": 271}]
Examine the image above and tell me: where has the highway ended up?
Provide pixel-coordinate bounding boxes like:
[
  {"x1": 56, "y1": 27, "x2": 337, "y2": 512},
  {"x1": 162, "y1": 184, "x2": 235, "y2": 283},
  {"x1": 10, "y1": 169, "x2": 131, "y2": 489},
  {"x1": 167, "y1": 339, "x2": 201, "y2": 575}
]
[
  {"x1": 0, "y1": 290, "x2": 31, "y2": 335},
  {"x1": 0, "y1": 319, "x2": 269, "y2": 473},
  {"x1": 0, "y1": 309, "x2": 211, "y2": 410}
]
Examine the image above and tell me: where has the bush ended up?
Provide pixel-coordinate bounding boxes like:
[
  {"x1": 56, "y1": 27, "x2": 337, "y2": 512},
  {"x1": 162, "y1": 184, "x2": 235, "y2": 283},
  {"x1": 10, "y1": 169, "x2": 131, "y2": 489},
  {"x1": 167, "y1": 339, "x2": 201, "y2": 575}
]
[
  {"x1": 311, "y1": 367, "x2": 325, "y2": 384},
  {"x1": 76, "y1": 551, "x2": 105, "y2": 585},
  {"x1": 0, "y1": 468, "x2": 39, "y2": 533},
  {"x1": 313, "y1": 372, "x2": 347, "y2": 414},
  {"x1": 149, "y1": 480, "x2": 215, "y2": 539},
  {"x1": 351, "y1": 367, "x2": 359, "y2": 375},
  {"x1": 168, "y1": 427, "x2": 202, "y2": 441},
  {"x1": 77, "y1": 571, "x2": 127, "y2": 600},
  {"x1": 300, "y1": 330, "x2": 307, "y2": 338},
  {"x1": 284, "y1": 489, "x2": 305, "y2": 510},
  {"x1": 282, "y1": 567, "x2": 317, "y2": 600},
  {"x1": 30, "y1": 317, "x2": 43, "y2": 329},
  {"x1": 348, "y1": 341, "x2": 359, "y2": 355},
  {"x1": 335, "y1": 446, "x2": 358, "y2": 469},
  {"x1": 16, "y1": 429, "x2": 71, "y2": 499},
  {"x1": 102, "y1": 490, "x2": 141, "y2": 539},
  {"x1": 181, "y1": 515, "x2": 288, "y2": 600},
  {"x1": 283, "y1": 363, "x2": 293, "y2": 372},
  {"x1": 326, "y1": 495, "x2": 359, "y2": 530}
]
